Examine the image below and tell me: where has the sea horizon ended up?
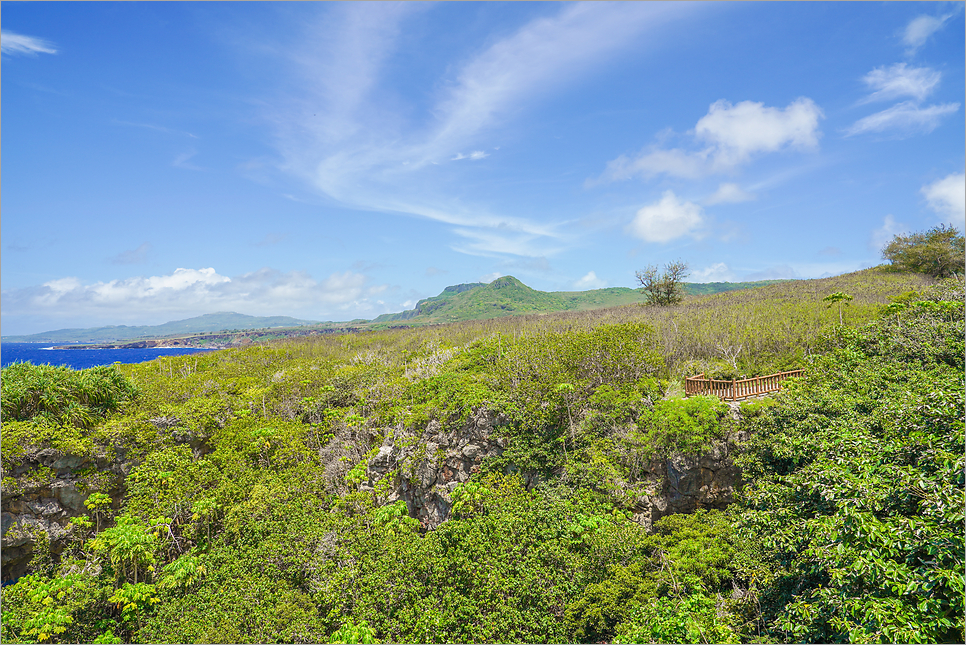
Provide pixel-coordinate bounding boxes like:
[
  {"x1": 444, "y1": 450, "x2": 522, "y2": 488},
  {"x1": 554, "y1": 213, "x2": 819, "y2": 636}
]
[{"x1": 0, "y1": 342, "x2": 216, "y2": 370}]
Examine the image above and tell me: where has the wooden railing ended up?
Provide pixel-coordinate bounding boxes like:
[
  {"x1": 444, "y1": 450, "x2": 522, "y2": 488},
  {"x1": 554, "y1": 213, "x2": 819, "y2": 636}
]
[{"x1": 684, "y1": 369, "x2": 804, "y2": 401}]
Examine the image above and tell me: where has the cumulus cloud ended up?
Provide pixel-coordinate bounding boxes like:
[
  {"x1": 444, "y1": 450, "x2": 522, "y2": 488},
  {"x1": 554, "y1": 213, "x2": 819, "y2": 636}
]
[
  {"x1": 1, "y1": 31, "x2": 57, "y2": 56},
  {"x1": 628, "y1": 191, "x2": 706, "y2": 244},
  {"x1": 573, "y1": 271, "x2": 607, "y2": 290},
  {"x1": 859, "y1": 63, "x2": 941, "y2": 103},
  {"x1": 688, "y1": 262, "x2": 734, "y2": 282},
  {"x1": 844, "y1": 100, "x2": 960, "y2": 137},
  {"x1": 111, "y1": 243, "x2": 152, "y2": 265},
  {"x1": 479, "y1": 272, "x2": 503, "y2": 283},
  {"x1": 903, "y1": 11, "x2": 959, "y2": 54},
  {"x1": 922, "y1": 173, "x2": 966, "y2": 227},
  {"x1": 870, "y1": 214, "x2": 909, "y2": 250},
  {"x1": 2, "y1": 267, "x2": 387, "y2": 323},
  {"x1": 595, "y1": 98, "x2": 823, "y2": 182},
  {"x1": 706, "y1": 183, "x2": 755, "y2": 205},
  {"x1": 695, "y1": 98, "x2": 823, "y2": 170}
]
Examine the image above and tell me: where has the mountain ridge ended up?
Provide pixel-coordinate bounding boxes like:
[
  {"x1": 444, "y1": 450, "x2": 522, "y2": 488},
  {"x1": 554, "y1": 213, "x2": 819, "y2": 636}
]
[
  {"x1": 3, "y1": 277, "x2": 793, "y2": 343},
  {"x1": 2, "y1": 312, "x2": 320, "y2": 344}
]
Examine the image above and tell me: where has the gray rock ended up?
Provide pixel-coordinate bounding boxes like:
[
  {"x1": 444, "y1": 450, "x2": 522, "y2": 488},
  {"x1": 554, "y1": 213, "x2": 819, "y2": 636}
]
[
  {"x1": 51, "y1": 481, "x2": 87, "y2": 512},
  {"x1": 26, "y1": 499, "x2": 64, "y2": 517}
]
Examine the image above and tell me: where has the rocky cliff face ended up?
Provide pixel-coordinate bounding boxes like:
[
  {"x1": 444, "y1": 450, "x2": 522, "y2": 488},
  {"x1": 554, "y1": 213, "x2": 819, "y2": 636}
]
[
  {"x1": 624, "y1": 437, "x2": 744, "y2": 531},
  {"x1": 1, "y1": 417, "x2": 209, "y2": 584},
  {"x1": 362, "y1": 407, "x2": 743, "y2": 531},
  {"x1": 1, "y1": 448, "x2": 131, "y2": 583},
  {"x1": 2, "y1": 407, "x2": 744, "y2": 583},
  {"x1": 364, "y1": 409, "x2": 511, "y2": 529}
]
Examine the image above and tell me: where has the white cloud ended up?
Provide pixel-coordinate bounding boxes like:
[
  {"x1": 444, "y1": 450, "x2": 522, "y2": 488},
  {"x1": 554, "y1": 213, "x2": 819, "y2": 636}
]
[
  {"x1": 2, "y1": 267, "x2": 387, "y2": 322},
  {"x1": 706, "y1": 183, "x2": 756, "y2": 205},
  {"x1": 628, "y1": 191, "x2": 706, "y2": 244},
  {"x1": 696, "y1": 98, "x2": 823, "y2": 170},
  {"x1": 595, "y1": 97, "x2": 823, "y2": 182},
  {"x1": 449, "y1": 227, "x2": 564, "y2": 258},
  {"x1": 479, "y1": 272, "x2": 503, "y2": 283},
  {"x1": 922, "y1": 173, "x2": 966, "y2": 227},
  {"x1": 859, "y1": 63, "x2": 941, "y2": 103},
  {"x1": 573, "y1": 271, "x2": 607, "y2": 290},
  {"x1": 903, "y1": 12, "x2": 959, "y2": 54},
  {"x1": 451, "y1": 151, "x2": 489, "y2": 161},
  {"x1": 870, "y1": 214, "x2": 909, "y2": 250},
  {"x1": 595, "y1": 148, "x2": 706, "y2": 183},
  {"x1": 844, "y1": 100, "x2": 960, "y2": 137},
  {"x1": 688, "y1": 262, "x2": 735, "y2": 282},
  {"x1": 269, "y1": 2, "x2": 704, "y2": 258},
  {"x1": 1, "y1": 31, "x2": 57, "y2": 56}
]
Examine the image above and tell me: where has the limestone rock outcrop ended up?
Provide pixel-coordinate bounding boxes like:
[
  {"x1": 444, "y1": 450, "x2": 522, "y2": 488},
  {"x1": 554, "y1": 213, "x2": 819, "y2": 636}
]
[
  {"x1": 362, "y1": 407, "x2": 743, "y2": 531},
  {"x1": 364, "y1": 409, "x2": 509, "y2": 529}
]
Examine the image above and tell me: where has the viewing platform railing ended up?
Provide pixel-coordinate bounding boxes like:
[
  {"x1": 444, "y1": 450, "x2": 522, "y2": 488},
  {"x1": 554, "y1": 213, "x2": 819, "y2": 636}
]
[{"x1": 684, "y1": 369, "x2": 805, "y2": 401}]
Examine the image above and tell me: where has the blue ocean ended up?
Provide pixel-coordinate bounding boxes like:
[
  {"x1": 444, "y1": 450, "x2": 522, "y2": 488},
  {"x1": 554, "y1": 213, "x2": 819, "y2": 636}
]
[{"x1": 0, "y1": 342, "x2": 216, "y2": 370}]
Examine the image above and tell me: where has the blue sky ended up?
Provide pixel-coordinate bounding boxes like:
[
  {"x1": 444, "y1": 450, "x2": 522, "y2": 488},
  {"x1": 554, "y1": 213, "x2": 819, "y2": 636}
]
[{"x1": 3, "y1": 1, "x2": 964, "y2": 335}]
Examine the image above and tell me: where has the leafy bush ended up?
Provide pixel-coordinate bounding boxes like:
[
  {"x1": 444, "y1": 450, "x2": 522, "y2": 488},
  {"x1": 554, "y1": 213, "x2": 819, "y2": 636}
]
[
  {"x1": 642, "y1": 396, "x2": 729, "y2": 456},
  {"x1": 1, "y1": 363, "x2": 138, "y2": 428}
]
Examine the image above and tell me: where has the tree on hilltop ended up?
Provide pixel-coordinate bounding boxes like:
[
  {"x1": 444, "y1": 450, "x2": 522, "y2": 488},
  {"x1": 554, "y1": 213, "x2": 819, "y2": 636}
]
[
  {"x1": 882, "y1": 224, "x2": 965, "y2": 279},
  {"x1": 635, "y1": 260, "x2": 689, "y2": 306}
]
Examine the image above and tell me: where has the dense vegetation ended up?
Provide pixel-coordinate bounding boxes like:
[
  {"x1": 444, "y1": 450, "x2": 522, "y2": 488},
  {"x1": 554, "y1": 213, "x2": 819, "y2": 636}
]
[{"x1": 1, "y1": 267, "x2": 962, "y2": 644}]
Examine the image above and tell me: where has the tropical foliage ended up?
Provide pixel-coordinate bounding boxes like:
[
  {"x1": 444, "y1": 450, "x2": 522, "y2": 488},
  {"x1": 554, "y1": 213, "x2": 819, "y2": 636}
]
[{"x1": 1, "y1": 268, "x2": 961, "y2": 644}]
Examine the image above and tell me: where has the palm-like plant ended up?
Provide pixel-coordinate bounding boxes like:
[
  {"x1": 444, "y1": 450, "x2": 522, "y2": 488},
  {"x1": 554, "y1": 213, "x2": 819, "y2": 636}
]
[{"x1": 98, "y1": 516, "x2": 156, "y2": 584}]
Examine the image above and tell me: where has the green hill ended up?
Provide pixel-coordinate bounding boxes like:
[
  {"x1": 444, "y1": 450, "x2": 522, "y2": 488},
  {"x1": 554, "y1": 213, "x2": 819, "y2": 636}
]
[
  {"x1": 372, "y1": 276, "x2": 795, "y2": 326},
  {"x1": 2, "y1": 312, "x2": 320, "y2": 343}
]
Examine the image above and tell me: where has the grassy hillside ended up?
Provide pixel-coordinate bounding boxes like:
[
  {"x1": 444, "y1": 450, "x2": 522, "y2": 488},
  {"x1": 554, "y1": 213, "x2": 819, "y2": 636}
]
[
  {"x1": 372, "y1": 276, "x2": 794, "y2": 327},
  {"x1": 2, "y1": 269, "x2": 961, "y2": 644},
  {"x1": 2, "y1": 312, "x2": 320, "y2": 344},
  {"x1": 7, "y1": 277, "x2": 802, "y2": 344}
]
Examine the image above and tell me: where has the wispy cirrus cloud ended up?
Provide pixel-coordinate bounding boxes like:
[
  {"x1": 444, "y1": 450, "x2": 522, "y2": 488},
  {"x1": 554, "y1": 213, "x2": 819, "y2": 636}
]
[
  {"x1": 846, "y1": 62, "x2": 959, "y2": 137},
  {"x1": 451, "y1": 151, "x2": 489, "y2": 161},
  {"x1": 705, "y1": 182, "x2": 756, "y2": 205},
  {"x1": 268, "y1": 2, "x2": 705, "y2": 258},
  {"x1": 2, "y1": 267, "x2": 388, "y2": 323},
  {"x1": 1, "y1": 31, "x2": 57, "y2": 57},
  {"x1": 903, "y1": 10, "x2": 961, "y2": 55},
  {"x1": 858, "y1": 63, "x2": 941, "y2": 104},
  {"x1": 844, "y1": 100, "x2": 959, "y2": 137},
  {"x1": 594, "y1": 97, "x2": 823, "y2": 183}
]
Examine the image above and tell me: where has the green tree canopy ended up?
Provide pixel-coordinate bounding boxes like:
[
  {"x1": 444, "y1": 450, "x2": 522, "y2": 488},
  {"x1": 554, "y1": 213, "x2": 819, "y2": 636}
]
[
  {"x1": 882, "y1": 224, "x2": 965, "y2": 278},
  {"x1": 635, "y1": 260, "x2": 690, "y2": 306}
]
